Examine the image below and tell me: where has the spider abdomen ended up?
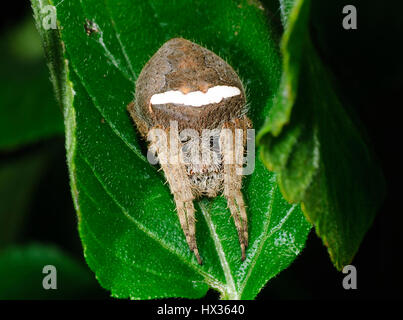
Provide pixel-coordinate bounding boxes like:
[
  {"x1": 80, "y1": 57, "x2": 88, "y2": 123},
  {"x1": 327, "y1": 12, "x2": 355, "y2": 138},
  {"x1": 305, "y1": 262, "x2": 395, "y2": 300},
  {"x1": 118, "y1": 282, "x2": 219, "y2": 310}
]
[{"x1": 133, "y1": 38, "x2": 247, "y2": 134}]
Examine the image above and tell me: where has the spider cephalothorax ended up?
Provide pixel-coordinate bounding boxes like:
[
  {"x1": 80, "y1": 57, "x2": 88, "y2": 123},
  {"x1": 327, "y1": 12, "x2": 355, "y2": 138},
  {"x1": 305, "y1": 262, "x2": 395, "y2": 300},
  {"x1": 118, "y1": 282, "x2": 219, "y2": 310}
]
[{"x1": 128, "y1": 38, "x2": 252, "y2": 264}]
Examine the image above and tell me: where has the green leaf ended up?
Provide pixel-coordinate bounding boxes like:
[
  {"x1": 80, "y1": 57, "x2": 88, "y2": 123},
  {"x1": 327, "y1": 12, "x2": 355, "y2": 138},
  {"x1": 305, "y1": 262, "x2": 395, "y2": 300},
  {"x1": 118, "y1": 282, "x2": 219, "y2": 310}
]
[
  {"x1": 32, "y1": 0, "x2": 311, "y2": 299},
  {"x1": 0, "y1": 244, "x2": 99, "y2": 299},
  {"x1": 257, "y1": 0, "x2": 385, "y2": 269},
  {"x1": 0, "y1": 17, "x2": 64, "y2": 150}
]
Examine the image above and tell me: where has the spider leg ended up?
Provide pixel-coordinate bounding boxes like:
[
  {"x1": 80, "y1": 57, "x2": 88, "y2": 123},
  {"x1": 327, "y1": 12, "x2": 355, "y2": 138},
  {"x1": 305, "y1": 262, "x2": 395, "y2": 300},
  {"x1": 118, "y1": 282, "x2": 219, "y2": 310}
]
[
  {"x1": 149, "y1": 125, "x2": 202, "y2": 264},
  {"x1": 174, "y1": 195, "x2": 201, "y2": 264},
  {"x1": 220, "y1": 117, "x2": 251, "y2": 260}
]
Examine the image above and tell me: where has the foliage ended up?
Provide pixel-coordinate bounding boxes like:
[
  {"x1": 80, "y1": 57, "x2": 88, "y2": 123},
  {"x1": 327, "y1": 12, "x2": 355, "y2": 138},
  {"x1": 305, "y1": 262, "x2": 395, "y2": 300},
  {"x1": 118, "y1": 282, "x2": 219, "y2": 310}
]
[
  {"x1": 31, "y1": 0, "x2": 312, "y2": 299},
  {"x1": 257, "y1": 0, "x2": 385, "y2": 269}
]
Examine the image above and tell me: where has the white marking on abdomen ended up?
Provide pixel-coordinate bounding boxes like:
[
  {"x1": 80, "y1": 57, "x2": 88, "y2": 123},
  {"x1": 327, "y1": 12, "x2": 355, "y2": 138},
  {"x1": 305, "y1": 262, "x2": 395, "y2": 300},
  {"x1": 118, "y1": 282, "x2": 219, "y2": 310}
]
[{"x1": 150, "y1": 85, "x2": 241, "y2": 107}]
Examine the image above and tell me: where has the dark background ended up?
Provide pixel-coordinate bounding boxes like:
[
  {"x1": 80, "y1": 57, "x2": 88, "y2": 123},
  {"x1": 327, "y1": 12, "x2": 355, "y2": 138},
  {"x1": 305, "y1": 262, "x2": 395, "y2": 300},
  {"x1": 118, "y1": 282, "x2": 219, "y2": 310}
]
[{"x1": 0, "y1": 1, "x2": 401, "y2": 300}]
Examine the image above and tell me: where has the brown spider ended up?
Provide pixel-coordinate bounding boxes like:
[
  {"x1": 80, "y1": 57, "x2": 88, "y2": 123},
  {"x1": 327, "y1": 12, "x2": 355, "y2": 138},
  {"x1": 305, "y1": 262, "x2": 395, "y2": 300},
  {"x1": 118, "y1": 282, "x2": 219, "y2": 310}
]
[{"x1": 127, "y1": 38, "x2": 252, "y2": 264}]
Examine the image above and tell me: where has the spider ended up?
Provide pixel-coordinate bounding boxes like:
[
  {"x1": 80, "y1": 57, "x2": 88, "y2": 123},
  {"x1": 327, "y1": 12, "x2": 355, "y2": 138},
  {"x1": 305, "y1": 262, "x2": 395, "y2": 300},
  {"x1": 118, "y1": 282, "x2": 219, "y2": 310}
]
[{"x1": 128, "y1": 38, "x2": 252, "y2": 264}]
